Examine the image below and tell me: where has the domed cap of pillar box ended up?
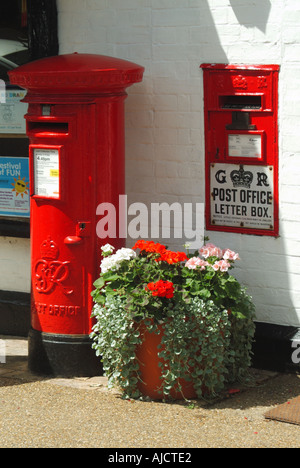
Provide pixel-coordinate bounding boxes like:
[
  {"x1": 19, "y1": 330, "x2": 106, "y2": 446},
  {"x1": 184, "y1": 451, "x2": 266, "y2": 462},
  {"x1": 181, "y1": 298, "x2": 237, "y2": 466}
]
[{"x1": 8, "y1": 53, "x2": 144, "y2": 97}]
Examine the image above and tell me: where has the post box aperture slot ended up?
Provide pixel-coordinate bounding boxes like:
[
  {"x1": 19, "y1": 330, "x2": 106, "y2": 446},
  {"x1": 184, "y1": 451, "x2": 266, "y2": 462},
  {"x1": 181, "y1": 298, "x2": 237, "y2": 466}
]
[
  {"x1": 32, "y1": 146, "x2": 61, "y2": 200},
  {"x1": 28, "y1": 122, "x2": 69, "y2": 136},
  {"x1": 220, "y1": 95, "x2": 262, "y2": 110}
]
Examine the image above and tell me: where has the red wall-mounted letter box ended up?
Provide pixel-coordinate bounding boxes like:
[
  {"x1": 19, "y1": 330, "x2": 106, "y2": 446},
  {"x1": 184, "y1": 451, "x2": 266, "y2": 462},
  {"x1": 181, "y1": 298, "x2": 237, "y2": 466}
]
[{"x1": 201, "y1": 64, "x2": 279, "y2": 237}]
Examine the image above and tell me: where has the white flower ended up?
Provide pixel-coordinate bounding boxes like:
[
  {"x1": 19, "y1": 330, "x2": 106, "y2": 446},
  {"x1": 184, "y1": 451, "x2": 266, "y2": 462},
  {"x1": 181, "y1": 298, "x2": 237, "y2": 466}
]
[
  {"x1": 101, "y1": 244, "x2": 115, "y2": 254},
  {"x1": 100, "y1": 256, "x2": 116, "y2": 274},
  {"x1": 100, "y1": 247, "x2": 136, "y2": 273},
  {"x1": 114, "y1": 248, "x2": 137, "y2": 262}
]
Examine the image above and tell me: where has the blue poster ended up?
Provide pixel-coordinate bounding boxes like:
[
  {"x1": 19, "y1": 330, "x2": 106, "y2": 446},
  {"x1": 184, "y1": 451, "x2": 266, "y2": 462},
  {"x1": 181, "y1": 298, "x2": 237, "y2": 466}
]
[{"x1": 0, "y1": 157, "x2": 30, "y2": 218}]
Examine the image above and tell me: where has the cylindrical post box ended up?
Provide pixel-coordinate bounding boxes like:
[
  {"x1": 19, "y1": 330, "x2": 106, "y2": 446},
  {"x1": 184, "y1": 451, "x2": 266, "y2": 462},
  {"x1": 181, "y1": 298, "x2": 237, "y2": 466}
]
[{"x1": 9, "y1": 53, "x2": 144, "y2": 377}]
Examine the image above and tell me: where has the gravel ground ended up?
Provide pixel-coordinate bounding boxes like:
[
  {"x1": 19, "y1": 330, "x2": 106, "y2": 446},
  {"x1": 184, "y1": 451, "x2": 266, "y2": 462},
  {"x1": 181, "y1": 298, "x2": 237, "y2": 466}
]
[{"x1": 0, "y1": 336, "x2": 300, "y2": 449}]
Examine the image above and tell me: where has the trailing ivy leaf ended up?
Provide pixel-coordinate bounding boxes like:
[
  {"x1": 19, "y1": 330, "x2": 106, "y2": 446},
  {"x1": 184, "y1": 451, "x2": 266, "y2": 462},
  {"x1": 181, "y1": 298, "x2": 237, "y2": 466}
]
[
  {"x1": 90, "y1": 242, "x2": 256, "y2": 400},
  {"x1": 91, "y1": 290, "x2": 106, "y2": 304}
]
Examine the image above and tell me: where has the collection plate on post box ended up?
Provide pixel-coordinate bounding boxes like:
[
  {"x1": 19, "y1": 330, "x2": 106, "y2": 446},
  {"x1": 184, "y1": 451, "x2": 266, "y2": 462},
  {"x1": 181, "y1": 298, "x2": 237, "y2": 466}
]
[
  {"x1": 33, "y1": 148, "x2": 60, "y2": 199},
  {"x1": 228, "y1": 134, "x2": 262, "y2": 158}
]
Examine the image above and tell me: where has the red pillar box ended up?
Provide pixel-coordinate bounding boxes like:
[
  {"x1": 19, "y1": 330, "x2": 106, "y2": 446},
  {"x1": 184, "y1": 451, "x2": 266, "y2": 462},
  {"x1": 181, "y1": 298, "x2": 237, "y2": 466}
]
[{"x1": 9, "y1": 54, "x2": 144, "y2": 377}]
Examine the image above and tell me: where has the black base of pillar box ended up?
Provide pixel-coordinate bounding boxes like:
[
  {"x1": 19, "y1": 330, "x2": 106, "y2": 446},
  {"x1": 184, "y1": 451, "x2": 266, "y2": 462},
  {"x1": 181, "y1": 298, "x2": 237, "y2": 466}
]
[{"x1": 28, "y1": 328, "x2": 103, "y2": 378}]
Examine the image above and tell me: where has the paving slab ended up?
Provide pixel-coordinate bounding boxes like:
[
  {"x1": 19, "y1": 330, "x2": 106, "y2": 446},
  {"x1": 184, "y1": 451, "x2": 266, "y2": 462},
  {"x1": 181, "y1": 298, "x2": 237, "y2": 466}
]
[{"x1": 0, "y1": 335, "x2": 300, "y2": 448}]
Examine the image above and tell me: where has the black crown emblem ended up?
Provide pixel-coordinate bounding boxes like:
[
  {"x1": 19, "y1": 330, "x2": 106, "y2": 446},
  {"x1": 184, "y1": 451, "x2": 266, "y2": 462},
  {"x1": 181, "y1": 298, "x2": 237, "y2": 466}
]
[{"x1": 230, "y1": 165, "x2": 253, "y2": 188}]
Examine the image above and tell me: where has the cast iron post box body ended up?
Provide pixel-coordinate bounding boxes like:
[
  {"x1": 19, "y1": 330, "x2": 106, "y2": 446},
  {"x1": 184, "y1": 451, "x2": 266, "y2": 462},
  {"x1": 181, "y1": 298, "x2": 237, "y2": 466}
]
[
  {"x1": 9, "y1": 54, "x2": 144, "y2": 376},
  {"x1": 201, "y1": 64, "x2": 279, "y2": 237}
]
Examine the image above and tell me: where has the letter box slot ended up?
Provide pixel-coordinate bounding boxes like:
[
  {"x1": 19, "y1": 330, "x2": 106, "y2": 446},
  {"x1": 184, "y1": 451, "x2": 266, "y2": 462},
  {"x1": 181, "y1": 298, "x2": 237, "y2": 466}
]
[
  {"x1": 27, "y1": 121, "x2": 69, "y2": 136},
  {"x1": 220, "y1": 95, "x2": 262, "y2": 110}
]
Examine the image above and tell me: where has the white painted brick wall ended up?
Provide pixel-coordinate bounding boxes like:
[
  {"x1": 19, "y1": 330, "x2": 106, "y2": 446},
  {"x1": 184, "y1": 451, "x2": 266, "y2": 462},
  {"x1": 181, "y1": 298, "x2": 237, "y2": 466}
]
[
  {"x1": 0, "y1": 238, "x2": 30, "y2": 293},
  {"x1": 23, "y1": 0, "x2": 295, "y2": 327}
]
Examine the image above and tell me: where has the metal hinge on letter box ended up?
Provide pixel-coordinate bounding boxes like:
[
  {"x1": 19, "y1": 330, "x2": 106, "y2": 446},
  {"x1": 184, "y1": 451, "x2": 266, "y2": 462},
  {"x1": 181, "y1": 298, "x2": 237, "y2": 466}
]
[
  {"x1": 64, "y1": 222, "x2": 91, "y2": 245},
  {"x1": 76, "y1": 221, "x2": 91, "y2": 238}
]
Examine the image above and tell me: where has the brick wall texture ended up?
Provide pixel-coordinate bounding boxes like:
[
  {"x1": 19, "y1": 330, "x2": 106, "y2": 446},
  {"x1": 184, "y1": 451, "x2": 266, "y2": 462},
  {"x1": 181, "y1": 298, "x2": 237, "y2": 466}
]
[{"x1": 53, "y1": 0, "x2": 300, "y2": 327}]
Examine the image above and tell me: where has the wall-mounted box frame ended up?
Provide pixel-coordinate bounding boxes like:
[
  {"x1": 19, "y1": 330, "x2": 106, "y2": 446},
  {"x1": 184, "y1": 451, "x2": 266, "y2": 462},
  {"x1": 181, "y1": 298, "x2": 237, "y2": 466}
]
[{"x1": 201, "y1": 63, "x2": 280, "y2": 237}]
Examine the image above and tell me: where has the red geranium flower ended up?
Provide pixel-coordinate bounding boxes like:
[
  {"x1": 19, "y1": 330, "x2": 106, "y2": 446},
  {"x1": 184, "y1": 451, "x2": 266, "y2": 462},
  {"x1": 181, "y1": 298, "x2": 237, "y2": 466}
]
[
  {"x1": 156, "y1": 250, "x2": 188, "y2": 264},
  {"x1": 146, "y1": 280, "x2": 174, "y2": 299},
  {"x1": 133, "y1": 240, "x2": 166, "y2": 255}
]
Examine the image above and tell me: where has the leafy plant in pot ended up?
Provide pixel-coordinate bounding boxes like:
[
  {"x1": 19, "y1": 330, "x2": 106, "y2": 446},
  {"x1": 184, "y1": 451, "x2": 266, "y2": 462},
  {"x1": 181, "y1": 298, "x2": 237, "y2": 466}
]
[{"x1": 90, "y1": 241, "x2": 256, "y2": 401}]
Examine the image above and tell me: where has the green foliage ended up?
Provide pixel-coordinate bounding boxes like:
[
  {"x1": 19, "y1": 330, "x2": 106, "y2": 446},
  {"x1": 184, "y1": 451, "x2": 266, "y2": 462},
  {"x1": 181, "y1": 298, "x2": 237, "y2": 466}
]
[
  {"x1": 90, "y1": 241, "x2": 256, "y2": 400},
  {"x1": 91, "y1": 296, "x2": 143, "y2": 399},
  {"x1": 158, "y1": 299, "x2": 232, "y2": 399}
]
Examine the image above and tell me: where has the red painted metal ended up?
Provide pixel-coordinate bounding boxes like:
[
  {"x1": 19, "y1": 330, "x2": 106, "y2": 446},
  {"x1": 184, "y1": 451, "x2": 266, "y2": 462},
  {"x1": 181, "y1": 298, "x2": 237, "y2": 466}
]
[
  {"x1": 201, "y1": 63, "x2": 279, "y2": 237},
  {"x1": 9, "y1": 54, "x2": 144, "y2": 336}
]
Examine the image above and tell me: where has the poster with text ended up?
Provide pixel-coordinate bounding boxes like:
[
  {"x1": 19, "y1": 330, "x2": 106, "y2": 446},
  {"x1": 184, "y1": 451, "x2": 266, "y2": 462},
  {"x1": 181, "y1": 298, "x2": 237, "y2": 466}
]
[
  {"x1": 0, "y1": 157, "x2": 30, "y2": 218},
  {"x1": 0, "y1": 90, "x2": 28, "y2": 134}
]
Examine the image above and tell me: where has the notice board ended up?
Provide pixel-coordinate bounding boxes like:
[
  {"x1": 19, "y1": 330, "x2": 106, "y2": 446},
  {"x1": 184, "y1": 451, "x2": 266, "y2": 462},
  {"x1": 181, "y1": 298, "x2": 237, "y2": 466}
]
[{"x1": 0, "y1": 156, "x2": 30, "y2": 218}]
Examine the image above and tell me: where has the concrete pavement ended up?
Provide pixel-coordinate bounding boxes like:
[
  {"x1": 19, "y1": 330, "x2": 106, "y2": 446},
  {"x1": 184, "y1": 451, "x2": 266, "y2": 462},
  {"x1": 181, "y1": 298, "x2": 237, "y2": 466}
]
[{"x1": 0, "y1": 334, "x2": 300, "y2": 449}]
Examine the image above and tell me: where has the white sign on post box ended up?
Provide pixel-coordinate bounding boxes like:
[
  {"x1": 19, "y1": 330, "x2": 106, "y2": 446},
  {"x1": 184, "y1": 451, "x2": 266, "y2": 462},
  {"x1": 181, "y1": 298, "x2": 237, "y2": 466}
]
[
  {"x1": 34, "y1": 148, "x2": 60, "y2": 198},
  {"x1": 210, "y1": 163, "x2": 274, "y2": 230},
  {"x1": 228, "y1": 134, "x2": 262, "y2": 158}
]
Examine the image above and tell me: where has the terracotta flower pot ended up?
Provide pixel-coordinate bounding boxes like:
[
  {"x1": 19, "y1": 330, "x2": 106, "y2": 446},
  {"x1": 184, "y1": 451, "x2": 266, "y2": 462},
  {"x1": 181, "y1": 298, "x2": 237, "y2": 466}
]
[{"x1": 135, "y1": 322, "x2": 197, "y2": 400}]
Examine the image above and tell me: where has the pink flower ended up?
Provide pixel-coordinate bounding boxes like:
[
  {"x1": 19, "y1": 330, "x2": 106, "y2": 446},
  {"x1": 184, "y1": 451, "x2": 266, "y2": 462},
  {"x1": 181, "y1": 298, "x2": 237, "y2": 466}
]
[
  {"x1": 212, "y1": 260, "x2": 231, "y2": 272},
  {"x1": 185, "y1": 257, "x2": 209, "y2": 270},
  {"x1": 199, "y1": 243, "x2": 223, "y2": 259},
  {"x1": 222, "y1": 249, "x2": 240, "y2": 261}
]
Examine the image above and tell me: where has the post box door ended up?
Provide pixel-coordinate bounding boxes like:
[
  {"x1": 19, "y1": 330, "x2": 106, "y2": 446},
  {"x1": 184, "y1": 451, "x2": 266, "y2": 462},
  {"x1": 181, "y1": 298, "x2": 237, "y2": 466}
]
[
  {"x1": 28, "y1": 104, "x2": 96, "y2": 335},
  {"x1": 201, "y1": 64, "x2": 279, "y2": 237}
]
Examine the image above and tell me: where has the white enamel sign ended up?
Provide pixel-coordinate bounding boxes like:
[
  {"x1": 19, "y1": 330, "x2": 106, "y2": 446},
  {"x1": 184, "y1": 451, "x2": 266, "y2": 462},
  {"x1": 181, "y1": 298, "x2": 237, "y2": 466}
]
[{"x1": 210, "y1": 163, "x2": 274, "y2": 230}]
